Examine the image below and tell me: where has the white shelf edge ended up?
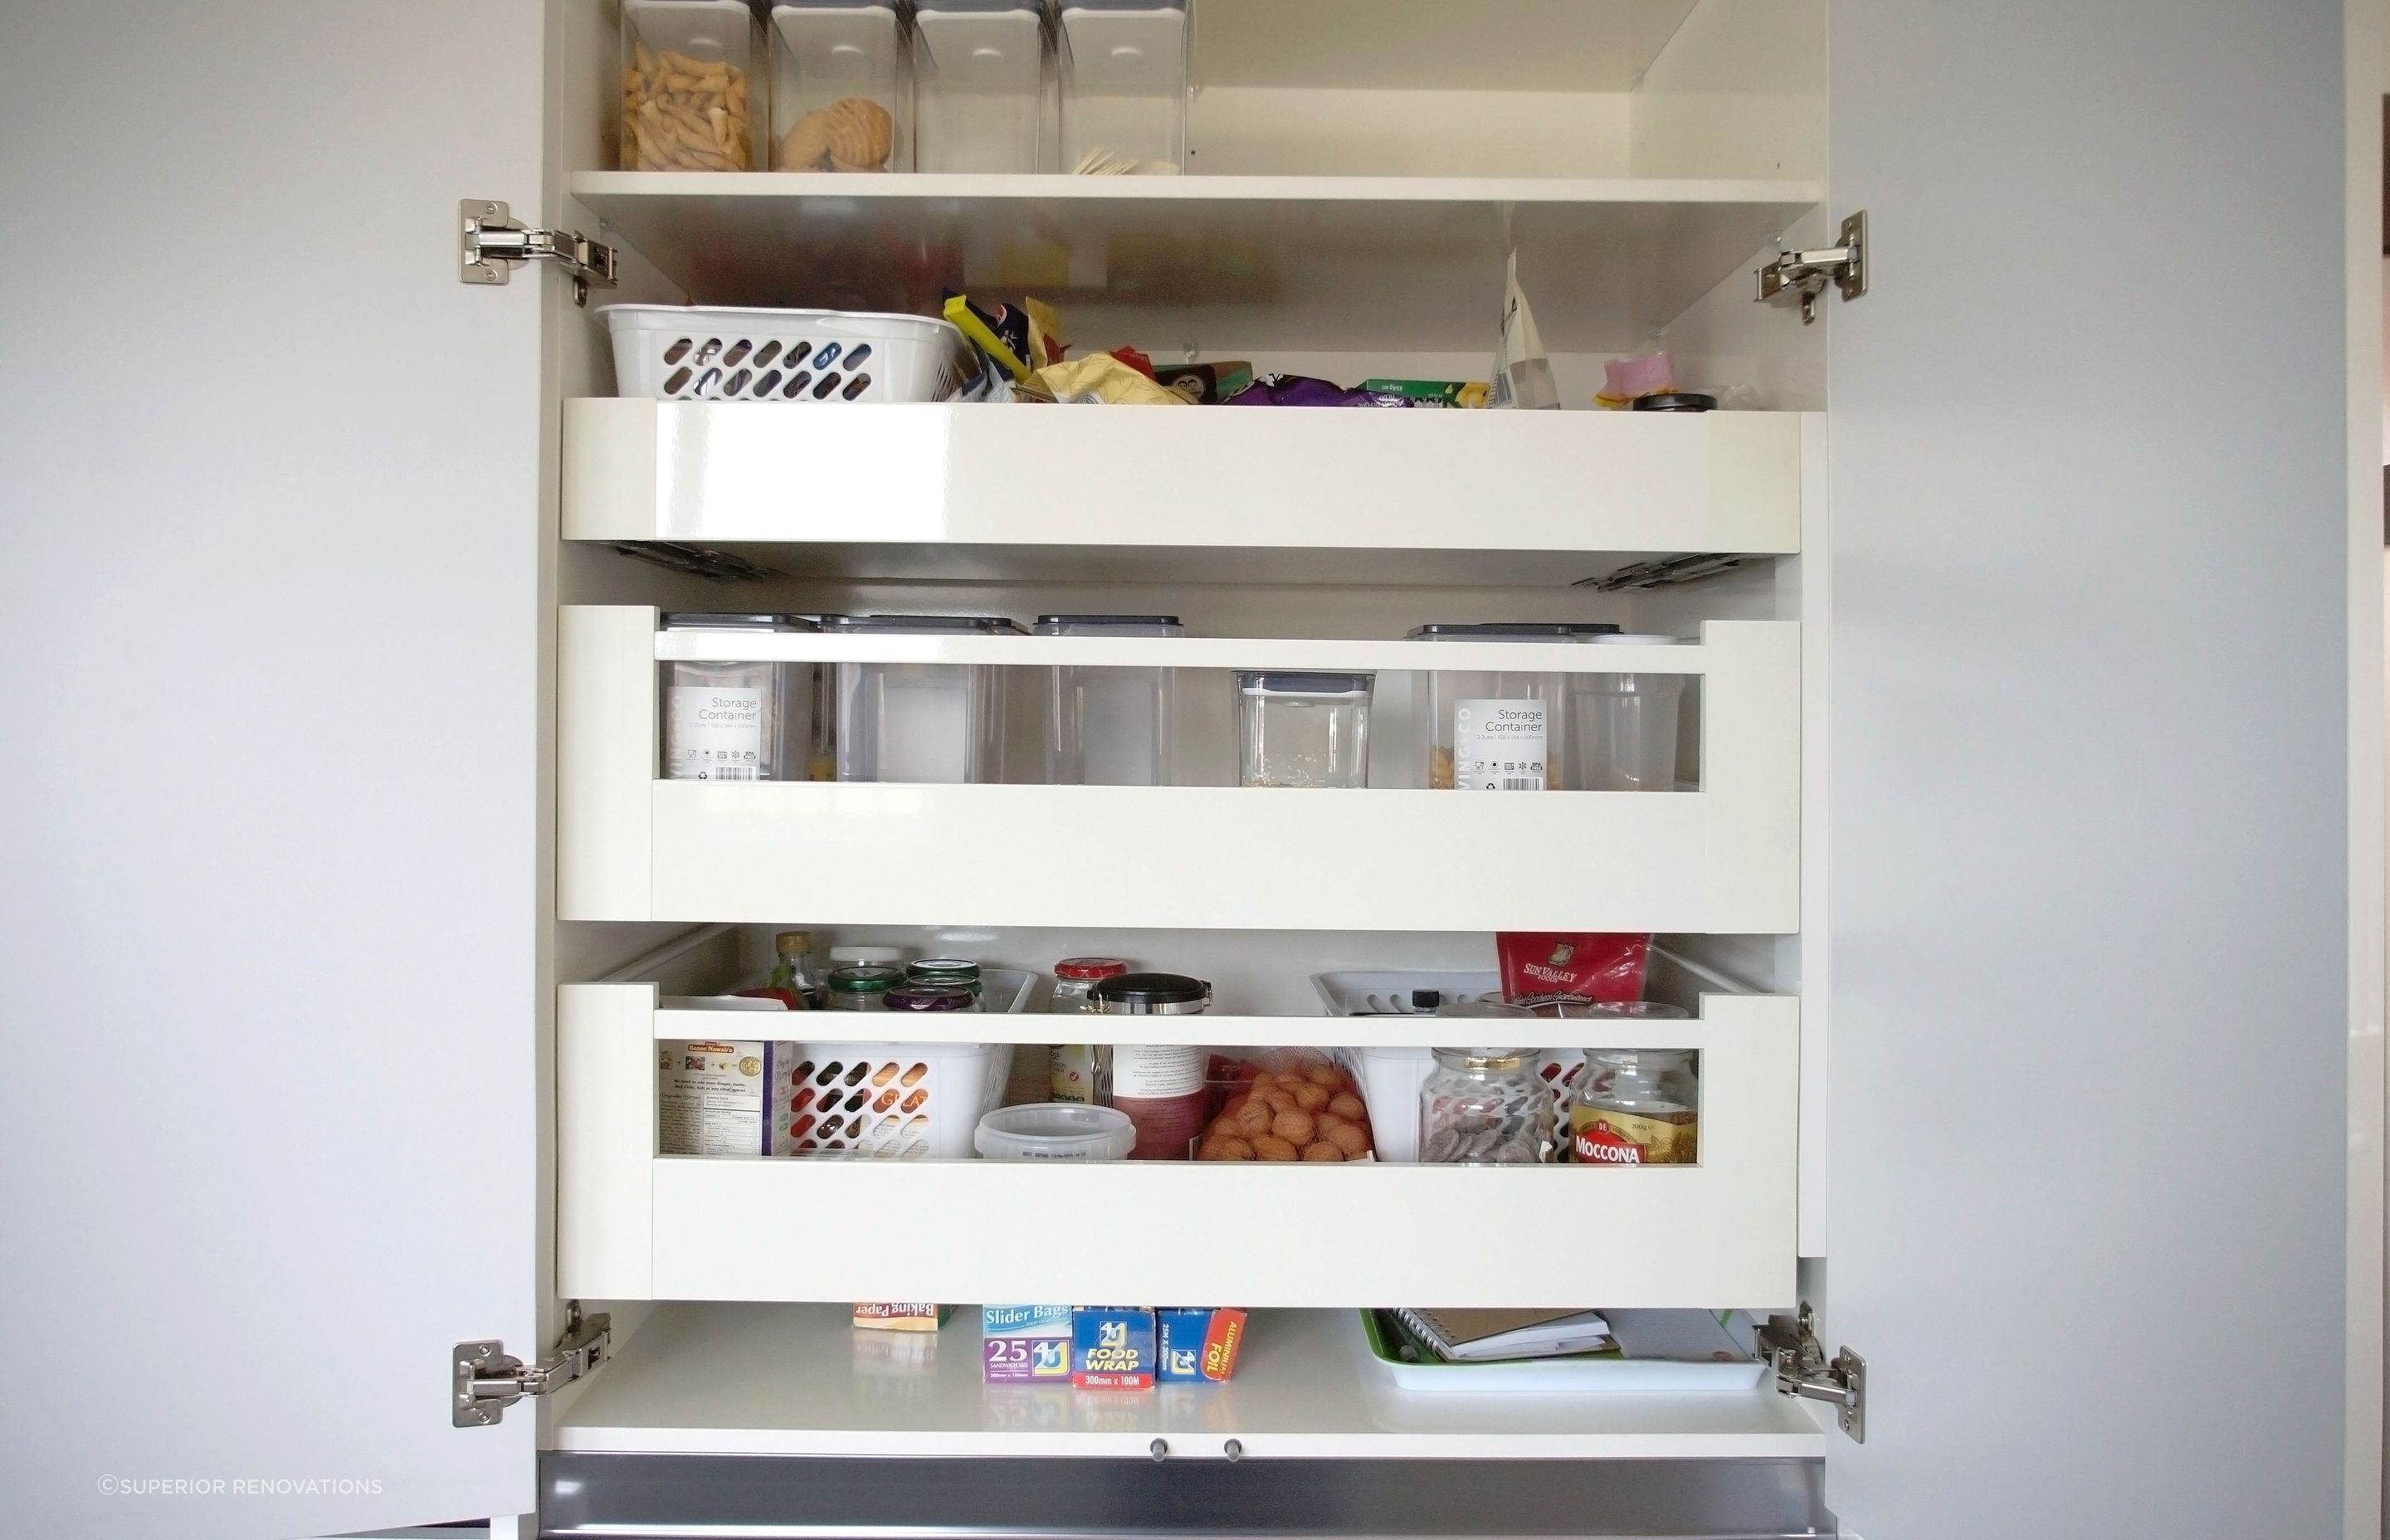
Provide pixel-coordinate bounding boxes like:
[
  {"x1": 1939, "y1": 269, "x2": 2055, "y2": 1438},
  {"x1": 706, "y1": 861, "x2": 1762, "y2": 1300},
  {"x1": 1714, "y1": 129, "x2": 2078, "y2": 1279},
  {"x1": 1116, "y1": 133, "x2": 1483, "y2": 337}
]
[
  {"x1": 654, "y1": 632, "x2": 1705, "y2": 674},
  {"x1": 650, "y1": 1009, "x2": 1749, "y2": 1049},
  {"x1": 569, "y1": 170, "x2": 1827, "y2": 206}
]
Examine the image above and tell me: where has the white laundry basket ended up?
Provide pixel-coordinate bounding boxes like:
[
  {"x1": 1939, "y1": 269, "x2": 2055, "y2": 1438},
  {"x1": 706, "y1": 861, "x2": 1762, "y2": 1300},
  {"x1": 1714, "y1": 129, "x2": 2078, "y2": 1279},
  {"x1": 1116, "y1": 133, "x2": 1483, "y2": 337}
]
[
  {"x1": 601, "y1": 304, "x2": 976, "y2": 402},
  {"x1": 784, "y1": 1041, "x2": 1009, "y2": 1159}
]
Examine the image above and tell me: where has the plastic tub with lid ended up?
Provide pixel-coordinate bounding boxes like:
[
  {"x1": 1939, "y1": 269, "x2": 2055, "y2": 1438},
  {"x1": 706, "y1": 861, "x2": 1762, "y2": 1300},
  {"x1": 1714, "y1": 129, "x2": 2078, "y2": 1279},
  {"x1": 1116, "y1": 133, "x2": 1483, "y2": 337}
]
[
  {"x1": 659, "y1": 613, "x2": 817, "y2": 782},
  {"x1": 1236, "y1": 672, "x2": 1373, "y2": 788},
  {"x1": 768, "y1": 0, "x2": 910, "y2": 171},
  {"x1": 912, "y1": 0, "x2": 1054, "y2": 173},
  {"x1": 621, "y1": 0, "x2": 764, "y2": 170},
  {"x1": 1057, "y1": 0, "x2": 1188, "y2": 173},
  {"x1": 1569, "y1": 633, "x2": 1692, "y2": 792},
  {"x1": 1036, "y1": 614, "x2": 1180, "y2": 786},
  {"x1": 1407, "y1": 622, "x2": 1620, "y2": 792},
  {"x1": 829, "y1": 615, "x2": 1022, "y2": 783},
  {"x1": 976, "y1": 1103, "x2": 1137, "y2": 1160}
]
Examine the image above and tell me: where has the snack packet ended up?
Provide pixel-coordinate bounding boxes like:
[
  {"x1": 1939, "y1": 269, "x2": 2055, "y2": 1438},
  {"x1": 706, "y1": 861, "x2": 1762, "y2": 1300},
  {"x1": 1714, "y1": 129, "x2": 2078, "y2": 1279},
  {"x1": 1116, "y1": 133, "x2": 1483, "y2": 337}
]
[
  {"x1": 1032, "y1": 354, "x2": 1188, "y2": 405},
  {"x1": 1595, "y1": 351, "x2": 1679, "y2": 410},
  {"x1": 1495, "y1": 933, "x2": 1652, "y2": 1008}
]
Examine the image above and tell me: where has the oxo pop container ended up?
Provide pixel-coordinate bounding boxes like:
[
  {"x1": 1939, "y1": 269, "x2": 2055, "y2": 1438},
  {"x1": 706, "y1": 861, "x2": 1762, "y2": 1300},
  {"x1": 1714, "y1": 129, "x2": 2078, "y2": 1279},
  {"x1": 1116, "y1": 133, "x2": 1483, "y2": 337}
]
[
  {"x1": 1036, "y1": 614, "x2": 1180, "y2": 786},
  {"x1": 912, "y1": 0, "x2": 1055, "y2": 173},
  {"x1": 768, "y1": 0, "x2": 910, "y2": 171},
  {"x1": 1570, "y1": 634, "x2": 1691, "y2": 792},
  {"x1": 1408, "y1": 622, "x2": 1619, "y2": 792},
  {"x1": 1236, "y1": 673, "x2": 1373, "y2": 789},
  {"x1": 660, "y1": 612, "x2": 817, "y2": 782},
  {"x1": 621, "y1": 0, "x2": 764, "y2": 170},
  {"x1": 1056, "y1": 0, "x2": 1188, "y2": 174},
  {"x1": 830, "y1": 615, "x2": 1021, "y2": 784}
]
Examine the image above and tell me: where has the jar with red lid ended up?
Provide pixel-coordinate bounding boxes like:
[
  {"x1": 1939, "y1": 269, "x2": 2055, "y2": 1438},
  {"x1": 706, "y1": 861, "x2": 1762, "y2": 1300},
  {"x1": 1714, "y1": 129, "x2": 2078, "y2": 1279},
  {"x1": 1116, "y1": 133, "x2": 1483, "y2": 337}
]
[
  {"x1": 1049, "y1": 957, "x2": 1129, "y2": 1013},
  {"x1": 1048, "y1": 958, "x2": 1130, "y2": 1107}
]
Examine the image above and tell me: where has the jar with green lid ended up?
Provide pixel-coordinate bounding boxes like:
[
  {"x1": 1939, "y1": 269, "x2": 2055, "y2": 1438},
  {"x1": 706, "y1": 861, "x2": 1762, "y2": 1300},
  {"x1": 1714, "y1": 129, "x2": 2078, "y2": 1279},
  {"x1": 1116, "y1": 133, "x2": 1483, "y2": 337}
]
[
  {"x1": 885, "y1": 982, "x2": 978, "y2": 1013},
  {"x1": 905, "y1": 958, "x2": 983, "y2": 1010},
  {"x1": 826, "y1": 964, "x2": 904, "y2": 1011}
]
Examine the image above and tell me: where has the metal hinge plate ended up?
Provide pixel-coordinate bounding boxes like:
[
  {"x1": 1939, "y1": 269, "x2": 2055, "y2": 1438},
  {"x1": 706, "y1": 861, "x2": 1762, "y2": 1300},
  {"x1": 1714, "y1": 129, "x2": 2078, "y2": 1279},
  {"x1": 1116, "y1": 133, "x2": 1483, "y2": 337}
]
[
  {"x1": 1757, "y1": 211, "x2": 1866, "y2": 324},
  {"x1": 461, "y1": 199, "x2": 617, "y2": 304},
  {"x1": 1758, "y1": 1304, "x2": 1866, "y2": 1442},
  {"x1": 453, "y1": 1309, "x2": 612, "y2": 1427}
]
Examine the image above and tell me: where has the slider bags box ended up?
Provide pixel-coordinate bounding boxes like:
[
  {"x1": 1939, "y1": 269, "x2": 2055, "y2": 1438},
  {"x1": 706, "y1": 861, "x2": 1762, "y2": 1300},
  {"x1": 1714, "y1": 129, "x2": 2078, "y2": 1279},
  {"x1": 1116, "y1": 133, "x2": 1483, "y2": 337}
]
[
  {"x1": 982, "y1": 1305, "x2": 1071, "y2": 1382},
  {"x1": 1071, "y1": 1306, "x2": 1156, "y2": 1390}
]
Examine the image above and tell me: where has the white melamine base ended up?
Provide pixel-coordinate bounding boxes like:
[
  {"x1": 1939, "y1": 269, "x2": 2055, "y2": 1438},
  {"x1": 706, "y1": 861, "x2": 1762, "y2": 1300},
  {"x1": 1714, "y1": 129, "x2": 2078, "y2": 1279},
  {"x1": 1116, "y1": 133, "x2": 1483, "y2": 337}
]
[
  {"x1": 563, "y1": 401, "x2": 1807, "y2": 587},
  {"x1": 549, "y1": 1304, "x2": 1827, "y2": 1461}
]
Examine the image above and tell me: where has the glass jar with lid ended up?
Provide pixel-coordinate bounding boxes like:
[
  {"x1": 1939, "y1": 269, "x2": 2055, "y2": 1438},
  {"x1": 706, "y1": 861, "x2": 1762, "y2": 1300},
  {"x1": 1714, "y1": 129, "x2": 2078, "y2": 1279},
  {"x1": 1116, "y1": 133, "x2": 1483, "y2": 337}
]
[
  {"x1": 768, "y1": 929, "x2": 824, "y2": 1008},
  {"x1": 660, "y1": 612, "x2": 817, "y2": 782},
  {"x1": 1050, "y1": 957, "x2": 1129, "y2": 1012},
  {"x1": 906, "y1": 958, "x2": 983, "y2": 1007},
  {"x1": 1567, "y1": 1050, "x2": 1699, "y2": 1165},
  {"x1": 1420, "y1": 1046, "x2": 1554, "y2": 1165},
  {"x1": 1089, "y1": 973, "x2": 1211, "y2": 1160},
  {"x1": 884, "y1": 982, "x2": 978, "y2": 1014},
  {"x1": 825, "y1": 963, "x2": 904, "y2": 1011}
]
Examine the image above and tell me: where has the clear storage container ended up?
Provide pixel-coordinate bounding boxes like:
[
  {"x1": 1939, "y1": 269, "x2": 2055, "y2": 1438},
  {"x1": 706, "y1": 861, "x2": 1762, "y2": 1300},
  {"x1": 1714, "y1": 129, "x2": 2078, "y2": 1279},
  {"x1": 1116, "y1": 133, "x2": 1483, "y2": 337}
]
[
  {"x1": 913, "y1": 0, "x2": 1054, "y2": 173},
  {"x1": 660, "y1": 613, "x2": 816, "y2": 782},
  {"x1": 1036, "y1": 615, "x2": 1180, "y2": 786},
  {"x1": 829, "y1": 615, "x2": 1022, "y2": 783},
  {"x1": 1408, "y1": 622, "x2": 1619, "y2": 792},
  {"x1": 768, "y1": 1, "x2": 909, "y2": 171},
  {"x1": 1570, "y1": 633, "x2": 1690, "y2": 792},
  {"x1": 622, "y1": 0, "x2": 764, "y2": 171},
  {"x1": 1236, "y1": 672, "x2": 1373, "y2": 788},
  {"x1": 1056, "y1": 0, "x2": 1188, "y2": 174},
  {"x1": 975, "y1": 1103, "x2": 1136, "y2": 1160}
]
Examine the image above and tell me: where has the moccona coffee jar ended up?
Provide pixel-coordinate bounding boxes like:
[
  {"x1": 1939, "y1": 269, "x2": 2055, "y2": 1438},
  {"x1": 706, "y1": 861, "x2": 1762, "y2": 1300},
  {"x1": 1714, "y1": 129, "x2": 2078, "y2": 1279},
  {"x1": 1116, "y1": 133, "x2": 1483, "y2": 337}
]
[
  {"x1": 1567, "y1": 1048, "x2": 1699, "y2": 1165},
  {"x1": 1087, "y1": 972, "x2": 1212, "y2": 1160}
]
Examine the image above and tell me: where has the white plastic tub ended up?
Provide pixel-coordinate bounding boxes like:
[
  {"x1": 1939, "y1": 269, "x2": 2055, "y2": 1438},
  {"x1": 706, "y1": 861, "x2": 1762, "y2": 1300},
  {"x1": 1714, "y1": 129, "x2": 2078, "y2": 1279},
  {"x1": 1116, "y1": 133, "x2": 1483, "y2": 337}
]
[
  {"x1": 975, "y1": 1102, "x2": 1137, "y2": 1160},
  {"x1": 600, "y1": 305, "x2": 974, "y2": 402}
]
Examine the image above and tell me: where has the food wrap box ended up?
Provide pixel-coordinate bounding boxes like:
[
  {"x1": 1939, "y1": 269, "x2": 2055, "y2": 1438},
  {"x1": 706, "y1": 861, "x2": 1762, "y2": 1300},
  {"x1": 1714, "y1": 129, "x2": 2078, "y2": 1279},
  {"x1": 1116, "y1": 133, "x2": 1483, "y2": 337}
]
[
  {"x1": 1071, "y1": 1306, "x2": 1156, "y2": 1390},
  {"x1": 1157, "y1": 1307, "x2": 1247, "y2": 1382},
  {"x1": 983, "y1": 1305, "x2": 1072, "y2": 1382}
]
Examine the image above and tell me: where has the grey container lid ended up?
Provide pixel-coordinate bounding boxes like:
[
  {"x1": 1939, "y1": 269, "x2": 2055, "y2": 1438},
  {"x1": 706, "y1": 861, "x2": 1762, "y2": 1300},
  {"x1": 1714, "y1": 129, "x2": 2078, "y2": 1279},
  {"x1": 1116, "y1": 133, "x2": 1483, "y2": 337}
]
[
  {"x1": 1237, "y1": 671, "x2": 1374, "y2": 697},
  {"x1": 1034, "y1": 614, "x2": 1185, "y2": 635},
  {"x1": 825, "y1": 613, "x2": 1027, "y2": 634},
  {"x1": 661, "y1": 612, "x2": 821, "y2": 631},
  {"x1": 1406, "y1": 622, "x2": 1622, "y2": 641}
]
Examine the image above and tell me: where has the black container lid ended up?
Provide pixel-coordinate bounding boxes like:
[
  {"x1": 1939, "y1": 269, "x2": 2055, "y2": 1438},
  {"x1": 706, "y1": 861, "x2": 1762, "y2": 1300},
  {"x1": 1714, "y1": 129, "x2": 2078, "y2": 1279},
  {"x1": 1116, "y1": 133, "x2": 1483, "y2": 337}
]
[
  {"x1": 1407, "y1": 622, "x2": 1622, "y2": 639},
  {"x1": 827, "y1": 613, "x2": 1027, "y2": 634},
  {"x1": 661, "y1": 612, "x2": 820, "y2": 631},
  {"x1": 1088, "y1": 972, "x2": 1212, "y2": 1009},
  {"x1": 1035, "y1": 615, "x2": 1184, "y2": 627},
  {"x1": 1631, "y1": 392, "x2": 1718, "y2": 412}
]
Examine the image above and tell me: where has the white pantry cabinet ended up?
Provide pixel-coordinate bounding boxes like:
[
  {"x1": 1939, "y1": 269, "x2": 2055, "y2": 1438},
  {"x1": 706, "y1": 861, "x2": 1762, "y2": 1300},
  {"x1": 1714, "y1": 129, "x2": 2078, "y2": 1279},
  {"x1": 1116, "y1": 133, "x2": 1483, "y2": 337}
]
[{"x1": 0, "y1": 2, "x2": 2373, "y2": 1540}]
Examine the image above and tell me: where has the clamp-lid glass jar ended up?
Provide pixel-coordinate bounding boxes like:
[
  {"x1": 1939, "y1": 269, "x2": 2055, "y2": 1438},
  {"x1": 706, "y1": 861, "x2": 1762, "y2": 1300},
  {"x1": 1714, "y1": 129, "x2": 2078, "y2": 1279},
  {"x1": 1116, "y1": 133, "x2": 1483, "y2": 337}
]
[
  {"x1": 1420, "y1": 1046, "x2": 1554, "y2": 1165},
  {"x1": 825, "y1": 963, "x2": 905, "y2": 1010},
  {"x1": 884, "y1": 982, "x2": 978, "y2": 1013},
  {"x1": 1567, "y1": 1049, "x2": 1698, "y2": 1165}
]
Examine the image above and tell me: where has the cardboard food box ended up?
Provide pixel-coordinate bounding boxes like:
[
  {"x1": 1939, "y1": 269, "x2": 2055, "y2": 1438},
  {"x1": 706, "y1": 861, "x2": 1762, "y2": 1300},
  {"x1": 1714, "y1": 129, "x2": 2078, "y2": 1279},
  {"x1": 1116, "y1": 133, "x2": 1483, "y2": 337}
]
[
  {"x1": 1157, "y1": 1307, "x2": 1248, "y2": 1382},
  {"x1": 657, "y1": 1040, "x2": 802, "y2": 1157},
  {"x1": 852, "y1": 1304, "x2": 953, "y2": 1333},
  {"x1": 1071, "y1": 1306, "x2": 1156, "y2": 1390},
  {"x1": 982, "y1": 1305, "x2": 1072, "y2": 1382}
]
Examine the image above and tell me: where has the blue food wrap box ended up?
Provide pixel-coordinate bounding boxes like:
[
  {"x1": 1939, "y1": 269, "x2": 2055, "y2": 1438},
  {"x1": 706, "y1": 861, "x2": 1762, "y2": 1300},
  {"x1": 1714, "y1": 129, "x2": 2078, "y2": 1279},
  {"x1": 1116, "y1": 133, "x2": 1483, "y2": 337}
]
[
  {"x1": 1071, "y1": 1306, "x2": 1156, "y2": 1390},
  {"x1": 981, "y1": 1305, "x2": 1071, "y2": 1382}
]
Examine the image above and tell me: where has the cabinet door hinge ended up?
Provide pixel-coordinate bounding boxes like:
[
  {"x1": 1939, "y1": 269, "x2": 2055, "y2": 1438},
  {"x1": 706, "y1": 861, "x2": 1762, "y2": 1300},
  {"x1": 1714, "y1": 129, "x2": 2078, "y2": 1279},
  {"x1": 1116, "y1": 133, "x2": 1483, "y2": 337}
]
[
  {"x1": 453, "y1": 1308, "x2": 612, "y2": 1427},
  {"x1": 1756, "y1": 211, "x2": 1866, "y2": 324},
  {"x1": 1758, "y1": 1304, "x2": 1865, "y2": 1442},
  {"x1": 461, "y1": 199, "x2": 617, "y2": 305}
]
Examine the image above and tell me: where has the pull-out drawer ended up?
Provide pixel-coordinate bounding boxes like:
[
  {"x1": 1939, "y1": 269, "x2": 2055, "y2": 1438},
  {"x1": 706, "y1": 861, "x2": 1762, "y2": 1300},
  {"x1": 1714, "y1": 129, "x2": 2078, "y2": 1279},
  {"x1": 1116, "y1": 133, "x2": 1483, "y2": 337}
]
[{"x1": 558, "y1": 607, "x2": 1798, "y2": 933}]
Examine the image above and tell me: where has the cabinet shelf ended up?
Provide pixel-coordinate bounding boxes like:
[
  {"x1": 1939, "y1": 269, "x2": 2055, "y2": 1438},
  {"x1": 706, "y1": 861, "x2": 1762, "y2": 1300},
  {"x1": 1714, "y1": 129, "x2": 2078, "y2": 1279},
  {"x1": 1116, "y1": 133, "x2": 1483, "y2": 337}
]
[
  {"x1": 560, "y1": 974, "x2": 1797, "y2": 1309},
  {"x1": 559, "y1": 609, "x2": 1797, "y2": 933},
  {"x1": 550, "y1": 1304, "x2": 1826, "y2": 1460},
  {"x1": 563, "y1": 400, "x2": 1808, "y2": 587},
  {"x1": 567, "y1": 174, "x2": 1821, "y2": 351}
]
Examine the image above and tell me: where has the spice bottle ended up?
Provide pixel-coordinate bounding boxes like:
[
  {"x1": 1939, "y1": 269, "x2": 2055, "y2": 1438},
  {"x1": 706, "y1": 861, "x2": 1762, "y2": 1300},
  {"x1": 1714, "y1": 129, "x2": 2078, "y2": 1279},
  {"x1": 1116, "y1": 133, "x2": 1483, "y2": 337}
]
[{"x1": 769, "y1": 930, "x2": 824, "y2": 1008}]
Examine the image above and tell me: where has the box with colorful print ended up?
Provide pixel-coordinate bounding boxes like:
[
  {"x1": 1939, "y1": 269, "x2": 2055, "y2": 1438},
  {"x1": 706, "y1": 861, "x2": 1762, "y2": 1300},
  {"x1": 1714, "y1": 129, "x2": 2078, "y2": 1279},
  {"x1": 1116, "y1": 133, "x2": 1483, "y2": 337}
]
[
  {"x1": 1071, "y1": 1306, "x2": 1156, "y2": 1390},
  {"x1": 982, "y1": 1305, "x2": 1071, "y2": 1382},
  {"x1": 852, "y1": 1303, "x2": 953, "y2": 1333},
  {"x1": 1157, "y1": 1307, "x2": 1247, "y2": 1382},
  {"x1": 656, "y1": 1040, "x2": 802, "y2": 1157}
]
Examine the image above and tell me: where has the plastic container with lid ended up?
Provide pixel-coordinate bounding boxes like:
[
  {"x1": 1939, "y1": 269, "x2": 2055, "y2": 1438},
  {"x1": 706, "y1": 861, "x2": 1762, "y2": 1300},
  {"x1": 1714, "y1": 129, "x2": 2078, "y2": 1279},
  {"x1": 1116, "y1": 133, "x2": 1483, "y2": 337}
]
[
  {"x1": 1236, "y1": 672, "x2": 1374, "y2": 789},
  {"x1": 975, "y1": 1103, "x2": 1137, "y2": 1161},
  {"x1": 825, "y1": 963, "x2": 905, "y2": 1010},
  {"x1": 768, "y1": 1, "x2": 910, "y2": 172},
  {"x1": 1088, "y1": 973, "x2": 1210, "y2": 1160},
  {"x1": 1569, "y1": 634, "x2": 1691, "y2": 792},
  {"x1": 660, "y1": 613, "x2": 817, "y2": 782},
  {"x1": 1407, "y1": 623, "x2": 1620, "y2": 792},
  {"x1": 912, "y1": 0, "x2": 1054, "y2": 173},
  {"x1": 830, "y1": 615, "x2": 1022, "y2": 783},
  {"x1": 1036, "y1": 615, "x2": 1181, "y2": 786},
  {"x1": 1567, "y1": 1049, "x2": 1699, "y2": 1166},
  {"x1": 621, "y1": 0, "x2": 764, "y2": 171},
  {"x1": 1420, "y1": 1047, "x2": 1554, "y2": 1166},
  {"x1": 1056, "y1": 0, "x2": 1188, "y2": 174}
]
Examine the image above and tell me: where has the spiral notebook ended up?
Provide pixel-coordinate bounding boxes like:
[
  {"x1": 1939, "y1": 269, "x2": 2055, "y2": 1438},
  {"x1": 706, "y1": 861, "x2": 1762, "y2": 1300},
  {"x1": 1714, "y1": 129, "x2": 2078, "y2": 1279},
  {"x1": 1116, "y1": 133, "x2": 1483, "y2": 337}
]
[{"x1": 1393, "y1": 1308, "x2": 1614, "y2": 1363}]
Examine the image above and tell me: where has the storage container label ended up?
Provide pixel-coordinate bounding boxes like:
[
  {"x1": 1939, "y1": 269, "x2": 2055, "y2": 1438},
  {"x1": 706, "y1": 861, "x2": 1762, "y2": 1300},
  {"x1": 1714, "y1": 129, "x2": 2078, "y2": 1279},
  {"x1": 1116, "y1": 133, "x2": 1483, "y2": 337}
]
[
  {"x1": 666, "y1": 685, "x2": 766, "y2": 780},
  {"x1": 1453, "y1": 699, "x2": 1547, "y2": 790},
  {"x1": 1111, "y1": 1045, "x2": 1204, "y2": 1098}
]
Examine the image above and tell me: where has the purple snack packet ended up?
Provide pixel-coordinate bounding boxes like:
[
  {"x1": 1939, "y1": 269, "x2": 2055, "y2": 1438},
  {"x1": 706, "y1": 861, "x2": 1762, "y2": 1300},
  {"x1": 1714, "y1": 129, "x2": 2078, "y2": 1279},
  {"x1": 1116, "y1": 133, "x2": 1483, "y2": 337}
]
[{"x1": 1222, "y1": 373, "x2": 1416, "y2": 408}]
